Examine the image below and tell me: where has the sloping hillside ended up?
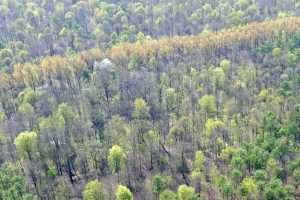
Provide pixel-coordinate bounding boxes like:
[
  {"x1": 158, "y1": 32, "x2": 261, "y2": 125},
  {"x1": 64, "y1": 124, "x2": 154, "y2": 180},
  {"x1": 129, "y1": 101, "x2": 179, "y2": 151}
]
[{"x1": 1, "y1": 9, "x2": 300, "y2": 200}]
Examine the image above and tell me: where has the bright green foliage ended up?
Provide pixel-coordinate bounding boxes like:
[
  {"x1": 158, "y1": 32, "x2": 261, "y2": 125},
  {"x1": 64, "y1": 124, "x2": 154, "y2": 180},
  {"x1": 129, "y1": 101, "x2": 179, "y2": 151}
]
[
  {"x1": 0, "y1": 162, "x2": 27, "y2": 200},
  {"x1": 133, "y1": 98, "x2": 149, "y2": 119},
  {"x1": 264, "y1": 179, "x2": 291, "y2": 200},
  {"x1": 18, "y1": 88, "x2": 38, "y2": 105},
  {"x1": 194, "y1": 150, "x2": 204, "y2": 170},
  {"x1": 108, "y1": 145, "x2": 126, "y2": 174},
  {"x1": 159, "y1": 190, "x2": 177, "y2": 200},
  {"x1": 14, "y1": 131, "x2": 37, "y2": 160},
  {"x1": 220, "y1": 59, "x2": 231, "y2": 74},
  {"x1": 177, "y1": 185, "x2": 198, "y2": 200},
  {"x1": 220, "y1": 146, "x2": 238, "y2": 162},
  {"x1": 116, "y1": 185, "x2": 133, "y2": 200},
  {"x1": 272, "y1": 47, "x2": 281, "y2": 58},
  {"x1": 198, "y1": 95, "x2": 217, "y2": 118},
  {"x1": 205, "y1": 118, "x2": 225, "y2": 137},
  {"x1": 240, "y1": 177, "x2": 258, "y2": 200},
  {"x1": 19, "y1": 103, "x2": 34, "y2": 115},
  {"x1": 190, "y1": 170, "x2": 202, "y2": 182},
  {"x1": 258, "y1": 89, "x2": 269, "y2": 102},
  {"x1": 83, "y1": 180, "x2": 105, "y2": 200}
]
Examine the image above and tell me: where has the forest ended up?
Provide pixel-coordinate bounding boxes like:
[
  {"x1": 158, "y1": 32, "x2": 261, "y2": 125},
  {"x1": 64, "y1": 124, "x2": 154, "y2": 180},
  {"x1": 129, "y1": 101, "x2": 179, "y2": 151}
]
[{"x1": 0, "y1": 0, "x2": 300, "y2": 200}]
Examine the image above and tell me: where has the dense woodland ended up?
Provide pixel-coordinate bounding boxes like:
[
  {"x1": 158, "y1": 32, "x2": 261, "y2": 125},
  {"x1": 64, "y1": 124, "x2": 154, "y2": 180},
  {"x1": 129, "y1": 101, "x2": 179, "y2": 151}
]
[
  {"x1": 1, "y1": 0, "x2": 300, "y2": 200},
  {"x1": 1, "y1": 0, "x2": 300, "y2": 69}
]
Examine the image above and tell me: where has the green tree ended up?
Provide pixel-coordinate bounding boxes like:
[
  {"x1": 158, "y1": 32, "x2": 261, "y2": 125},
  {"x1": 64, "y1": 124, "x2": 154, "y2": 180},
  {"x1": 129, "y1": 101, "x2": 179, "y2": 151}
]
[
  {"x1": 205, "y1": 118, "x2": 225, "y2": 137},
  {"x1": 83, "y1": 180, "x2": 105, "y2": 200},
  {"x1": 165, "y1": 88, "x2": 177, "y2": 113},
  {"x1": 152, "y1": 174, "x2": 168, "y2": 197},
  {"x1": 19, "y1": 103, "x2": 34, "y2": 129},
  {"x1": 108, "y1": 145, "x2": 126, "y2": 176},
  {"x1": 136, "y1": 32, "x2": 146, "y2": 43},
  {"x1": 0, "y1": 48, "x2": 13, "y2": 68},
  {"x1": 293, "y1": 168, "x2": 300, "y2": 185},
  {"x1": 133, "y1": 98, "x2": 149, "y2": 119},
  {"x1": 22, "y1": 64, "x2": 40, "y2": 90},
  {"x1": 230, "y1": 155, "x2": 245, "y2": 172},
  {"x1": 217, "y1": 176, "x2": 234, "y2": 199},
  {"x1": 159, "y1": 190, "x2": 177, "y2": 200},
  {"x1": 220, "y1": 59, "x2": 231, "y2": 76},
  {"x1": 194, "y1": 150, "x2": 204, "y2": 170},
  {"x1": 128, "y1": 54, "x2": 141, "y2": 71},
  {"x1": 198, "y1": 95, "x2": 217, "y2": 119},
  {"x1": 0, "y1": 162, "x2": 29, "y2": 200},
  {"x1": 177, "y1": 185, "x2": 198, "y2": 200},
  {"x1": 211, "y1": 67, "x2": 226, "y2": 92},
  {"x1": 14, "y1": 131, "x2": 37, "y2": 161},
  {"x1": 264, "y1": 179, "x2": 291, "y2": 200},
  {"x1": 272, "y1": 47, "x2": 281, "y2": 59},
  {"x1": 116, "y1": 185, "x2": 133, "y2": 200},
  {"x1": 169, "y1": 125, "x2": 185, "y2": 141},
  {"x1": 287, "y1": 104, "x2": 300, "y2": 141},
  {"x1": 266, "y1": 158, "x2": 280, "y2": 178},
  {"x1": 17, "y1": 88, "x2": 39, "y2": 105},
  {"x1": 240, "y1": 177, "x2": 258, "y2": 200},
  {"x1": 191, "y1": 150, "x2": 205, "y2": 193}
]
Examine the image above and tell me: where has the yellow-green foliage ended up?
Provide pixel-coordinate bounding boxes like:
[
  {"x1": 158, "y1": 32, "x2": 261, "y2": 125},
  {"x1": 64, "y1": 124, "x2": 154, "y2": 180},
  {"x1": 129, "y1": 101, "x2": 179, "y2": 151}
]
[
  {"x1": 108, "y1": 145, "x2": 126, "y2": 174},
  {"x1": 177, "y1": 185, "x2": 198, "y2": 200},
  {"x1": 240, "y1": 177, "x2": 258, "y2": 199},
  {"x1": 198, "y1": 95, "x2": 217, "y2": 116},
  {"x1": 194, "y1": 150, "x2": 204, "y2": 170},
  {"x1": 116, "y1": 185, "x2": 133, "y2": 200},
  {"x1": 14, "y1": 131, "x2": 37, "y2": 160},
  {"x1": 83, "y1": 180, "x2": 105, "y2": 200},
  {"x1": 133, "y1": 98, "x2": 149, "y2": 119},
  {"x1": 205, "y1": 118, "x2": 225, "y2": 137}
]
